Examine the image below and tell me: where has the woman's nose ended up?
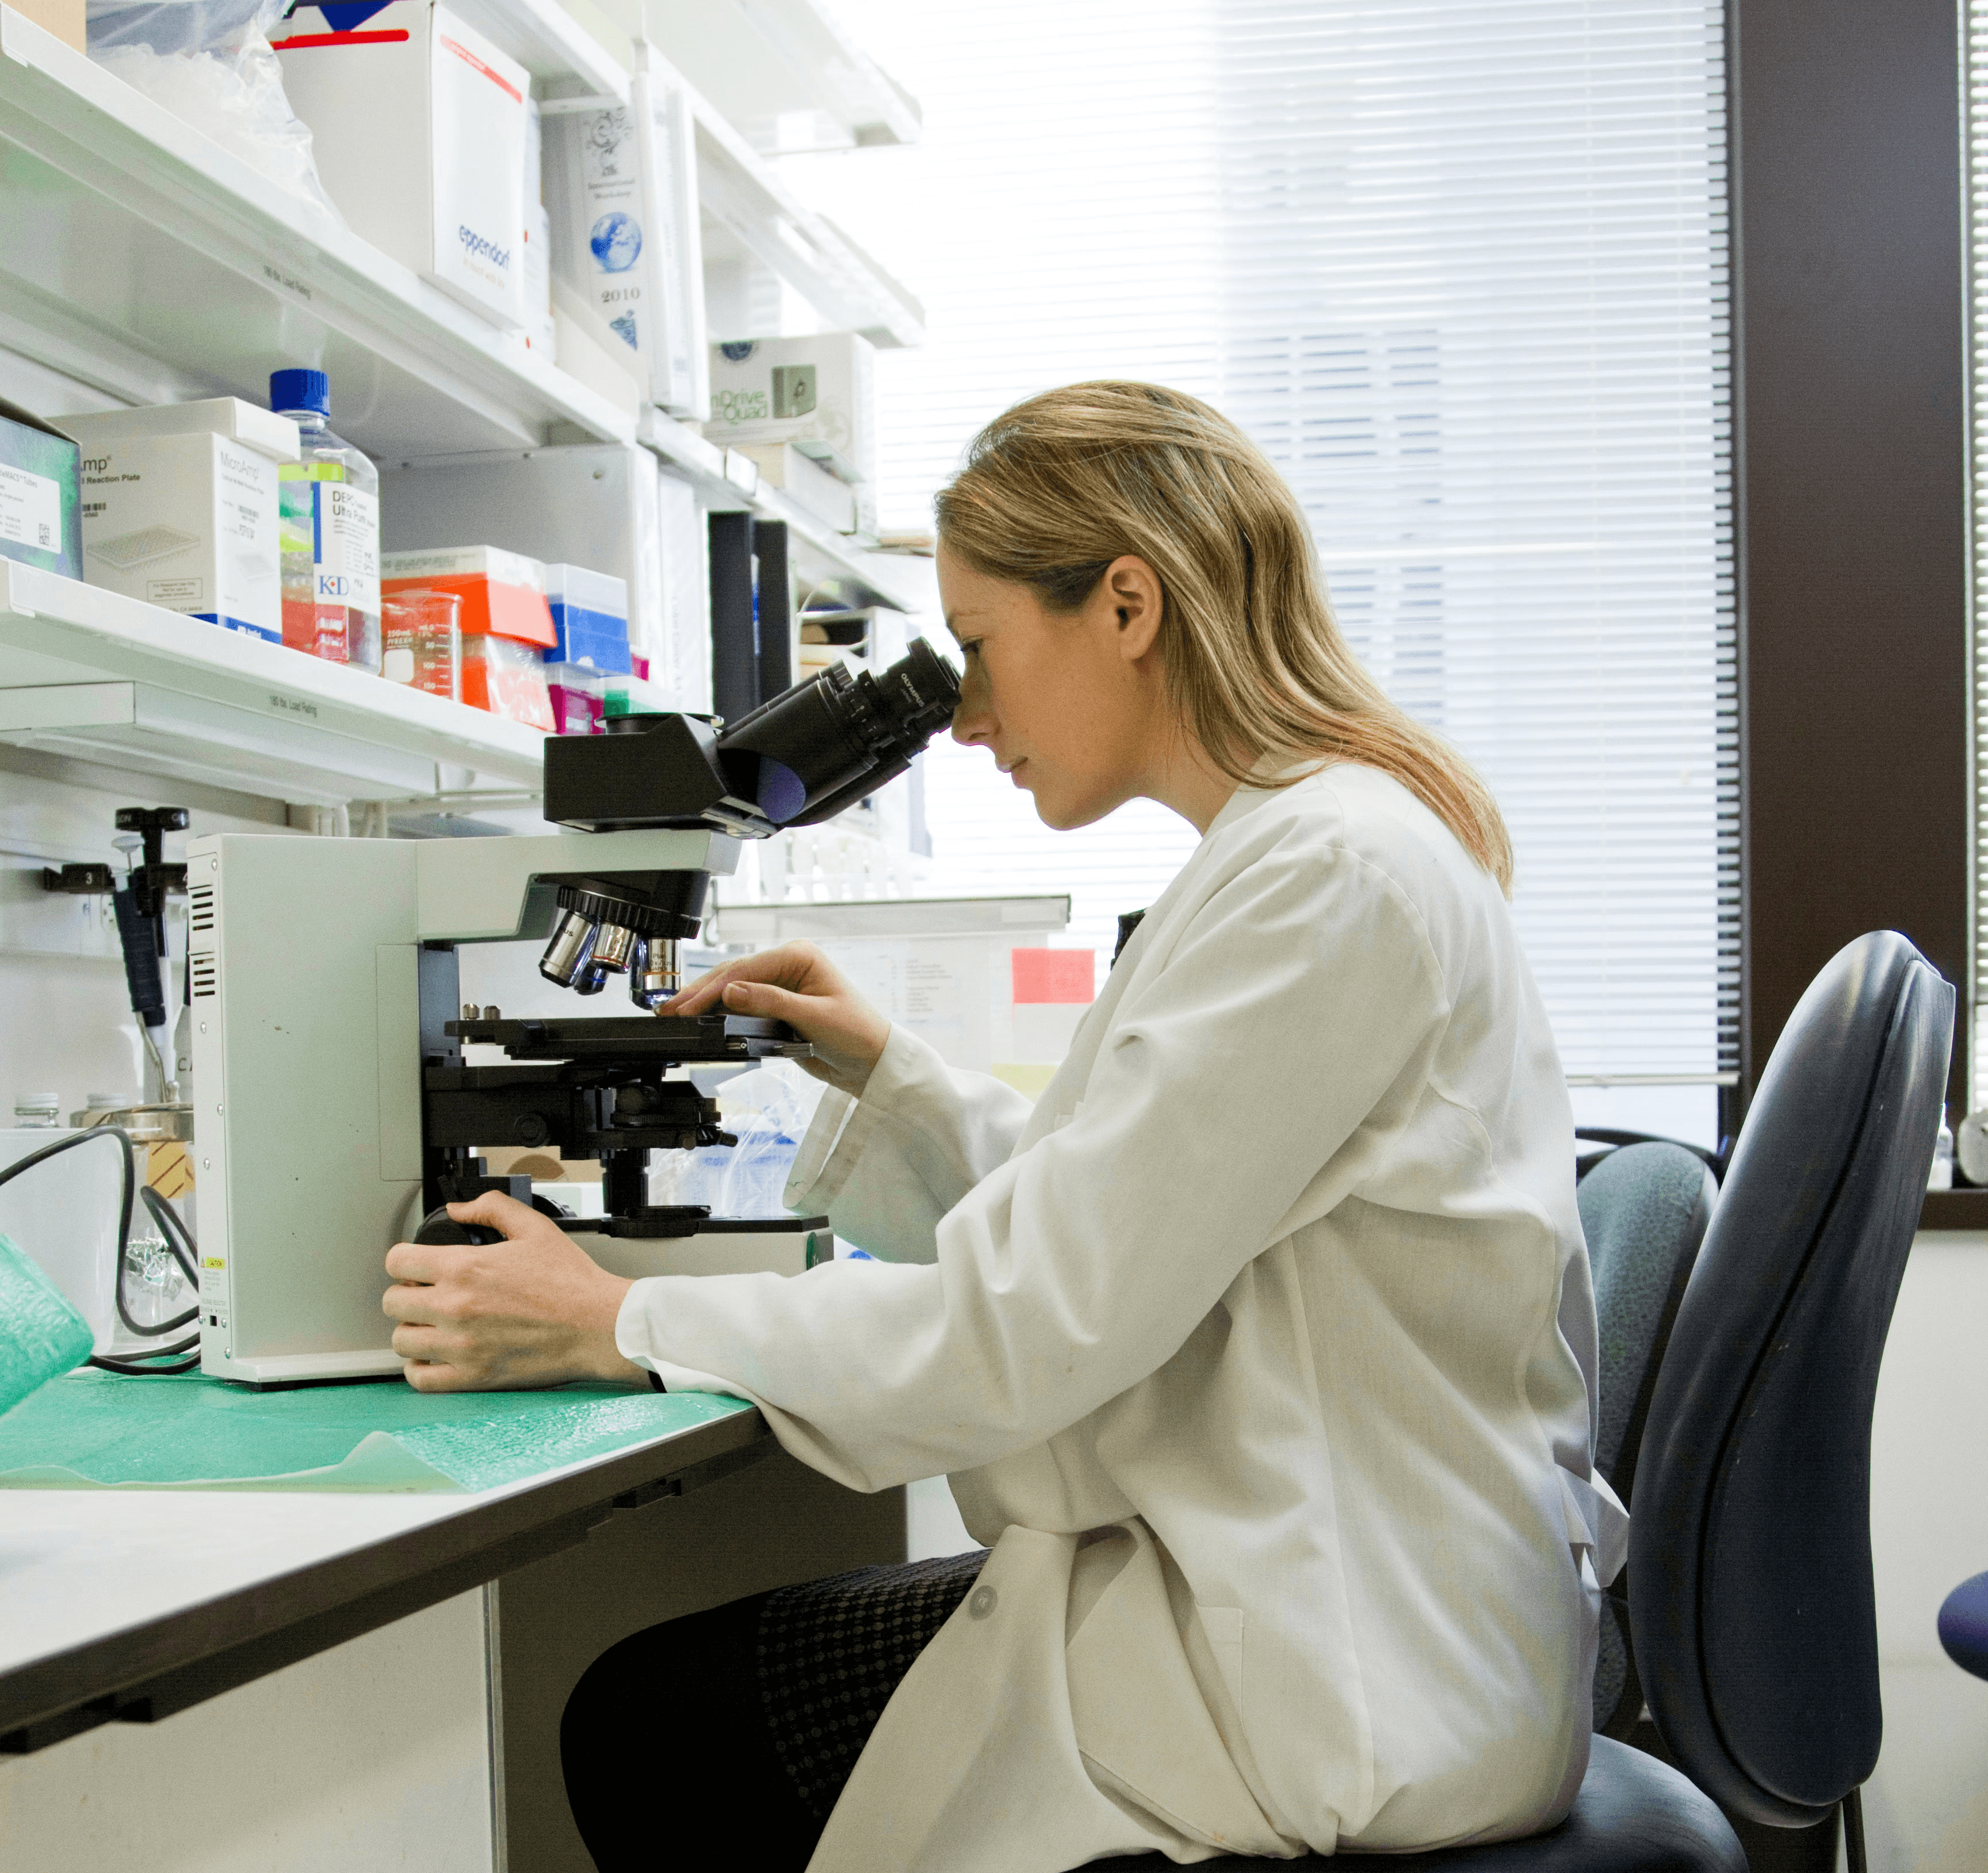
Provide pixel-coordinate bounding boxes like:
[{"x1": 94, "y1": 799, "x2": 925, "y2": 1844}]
[{"x1": 951, "y1": 670, "x2": 993, "y2": 746}]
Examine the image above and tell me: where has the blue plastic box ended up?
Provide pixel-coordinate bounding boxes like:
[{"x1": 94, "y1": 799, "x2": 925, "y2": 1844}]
[{"x1": 544, "y1": 563, "x2": 630, "y2": 674}]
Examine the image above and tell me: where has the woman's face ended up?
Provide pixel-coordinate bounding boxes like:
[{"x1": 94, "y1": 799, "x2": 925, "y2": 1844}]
[{"x1": 938, "y1": 546, "x2": 1169, "y2": 831}]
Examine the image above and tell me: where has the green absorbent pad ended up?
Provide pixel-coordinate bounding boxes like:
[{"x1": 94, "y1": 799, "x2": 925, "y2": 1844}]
[
  {"x1": 0, "y1": 1233, "x2": 93, "y2": 1419},
  {"x1": 0, "y1": 1368, "x2": 753, "y2": 1493}
]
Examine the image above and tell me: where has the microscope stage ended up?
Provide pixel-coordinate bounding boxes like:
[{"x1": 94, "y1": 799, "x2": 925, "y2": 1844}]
[{"x1": 447, "y1": 1011, "x2": 810, "y2": 1064}]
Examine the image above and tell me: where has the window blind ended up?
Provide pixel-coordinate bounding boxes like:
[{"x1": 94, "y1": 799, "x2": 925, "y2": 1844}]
[{"x1": 791, "y1": 0, "x2": 1737, "y2": 1082}]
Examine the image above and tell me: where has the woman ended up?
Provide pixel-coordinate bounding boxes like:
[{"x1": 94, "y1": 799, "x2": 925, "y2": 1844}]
[{"x1": 384, "y1": 383, "x2": 1623, "y2": 1871}]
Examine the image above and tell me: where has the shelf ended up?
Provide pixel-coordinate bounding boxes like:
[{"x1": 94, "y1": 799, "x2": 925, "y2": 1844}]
[
  {"x1": 644, "y1": 0, "x2": 920, "y2": 151},
  {"x1": 0, "y1": 561, "x2": 546, "y2": 806},
  {"x1": 661, "y1": 52, "x2": 924, "y2": 349},
  {"x1": 0, "y1": 5, "x2": 633, "y2": 461},
  {"x1": 638, "y1": 407, "x2": 923, "y2": 613},
  {"x1": 448, "y1": 0, "x2": 630, "y2": 106}
]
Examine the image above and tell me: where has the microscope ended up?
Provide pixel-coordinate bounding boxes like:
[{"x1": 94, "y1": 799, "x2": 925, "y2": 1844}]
[{"x1": 186, "y1": 644, "x2": 957, "y2": 1386}]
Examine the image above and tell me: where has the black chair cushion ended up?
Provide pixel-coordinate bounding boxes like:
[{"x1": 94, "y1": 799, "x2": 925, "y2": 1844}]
[{"x1": 1080, "y1": 1737, "x2": 1744, "y2": 1872}]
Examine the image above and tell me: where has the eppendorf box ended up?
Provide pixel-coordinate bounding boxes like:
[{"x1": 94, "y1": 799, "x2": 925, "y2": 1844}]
[
  {"x1": 276, "y1": 2, "x2": 529, "y2": 331},
  {"x1": 60, "y1": 399, "x2": 301, "y2": 641}
]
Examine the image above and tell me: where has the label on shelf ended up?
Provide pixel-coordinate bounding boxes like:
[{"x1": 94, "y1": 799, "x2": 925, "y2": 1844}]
[{"x1": 0, "y1": 461, "x2": 62, "y2": 556}]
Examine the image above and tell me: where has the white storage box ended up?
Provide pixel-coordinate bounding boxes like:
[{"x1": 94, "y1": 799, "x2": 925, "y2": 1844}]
[
  {"x1": 60, "y1": 398, "x2": 300, "y2": 642},
  {"x1": 706, "y1": 334, "x2": 878, "y2": 539},
  {"x1": 276, "y1": 2, "x2": 530, "y2": 331},
  {"x1": 521, "y1": 95, "x2": 555, "y2": 361},
  {"x1": 738, "y1": 441, "x2": 859, "y2": 534}
]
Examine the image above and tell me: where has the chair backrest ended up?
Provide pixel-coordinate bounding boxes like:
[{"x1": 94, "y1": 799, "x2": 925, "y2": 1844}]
[
  {"x1": 1581, "y1": 1142, "x2": 1718, "y2": 1737},
  {"x1": 1580, "y1": 1142, "x2": 1717, "y2": 1502},
  {"x1": 1629, "y1": 932, "x2": 1953, "y2": 1827}
]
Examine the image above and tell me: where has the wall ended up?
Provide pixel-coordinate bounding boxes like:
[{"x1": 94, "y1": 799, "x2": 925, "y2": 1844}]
[
  {"x1": 0, "y1": 743, "x2": 288, "y2": 1122},
  {"x1": 1863, "y1": 1236, "x2": 1988, "y2": 1871}
]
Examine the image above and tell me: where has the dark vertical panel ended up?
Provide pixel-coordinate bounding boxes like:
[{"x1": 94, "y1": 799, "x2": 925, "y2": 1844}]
[
  {"x1": 1734, "y1": 0, "x2": 1969, "y2": 1114},
  {"x1": 708, "y1": 510, "x2": 758, "y2": 725},
  {"x1": 752, "y1": 519, "x2": 794, "y2": 701}
]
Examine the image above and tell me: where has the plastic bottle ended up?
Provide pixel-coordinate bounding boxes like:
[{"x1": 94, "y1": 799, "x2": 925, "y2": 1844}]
[{"x1": 269, "y1": 369, "x2": 382, "y2": 674}]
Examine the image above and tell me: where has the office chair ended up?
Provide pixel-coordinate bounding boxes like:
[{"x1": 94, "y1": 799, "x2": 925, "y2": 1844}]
[
  {"x1": 1936, "y1": 1573, "x2": 1988, "y2": 1681},
  {"x1": 1575, "y1": 1129, "x2": 1724, "y2": 1183},
  {"x1": 1579, "y1": 1144, "x2": 1716, "y2": 1738},
  {"x1": 1088, "y1": 931, "x2": 1951, "y2": 1873}
]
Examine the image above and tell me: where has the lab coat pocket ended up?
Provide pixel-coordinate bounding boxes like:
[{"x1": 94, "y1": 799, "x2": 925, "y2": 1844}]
[{"x1": 1197, "y1": 1604, "x2": 1246, "y2": 1716}]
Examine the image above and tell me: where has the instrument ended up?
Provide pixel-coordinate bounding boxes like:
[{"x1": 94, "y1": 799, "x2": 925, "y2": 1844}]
[{"x1": 188, "y1": 644, "x2": 959, "y2": 1385}]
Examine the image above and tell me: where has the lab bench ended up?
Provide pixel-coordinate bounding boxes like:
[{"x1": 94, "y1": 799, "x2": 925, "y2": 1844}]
[{"x1": 0, "y1": 1398, "x2": 905, "y2": 1872}]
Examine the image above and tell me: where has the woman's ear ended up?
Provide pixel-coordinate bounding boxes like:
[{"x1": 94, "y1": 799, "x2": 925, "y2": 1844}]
[{"x1": 1104, "y1": 556, "x2": 1164, "y2": 662}]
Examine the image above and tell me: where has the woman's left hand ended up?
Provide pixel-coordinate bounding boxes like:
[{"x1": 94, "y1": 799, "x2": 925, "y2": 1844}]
[{"x1": 383, "y1": 1192, "x2": 646, "y2": 1393}]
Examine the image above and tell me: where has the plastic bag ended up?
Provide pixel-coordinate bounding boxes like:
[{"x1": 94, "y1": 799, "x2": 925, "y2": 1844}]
[
  {"x1": 87, "y1": 0, "x2": 343, "y2": 220},
  {"x1": 0, "y1": 1232, "x2": 93, "y2": 1419},
  {"x1": 659, "y1": 1061, "x2": 823, "y2": 1218}
]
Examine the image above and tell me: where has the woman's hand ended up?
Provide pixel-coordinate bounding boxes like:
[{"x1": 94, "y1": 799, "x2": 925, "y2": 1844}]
[
  {"x1": 383, "y1": 1192, "x2": 644, "y2": 1393},
  {"x1": 661, "y1": 941, "x2": 888, "y2": 1097}
]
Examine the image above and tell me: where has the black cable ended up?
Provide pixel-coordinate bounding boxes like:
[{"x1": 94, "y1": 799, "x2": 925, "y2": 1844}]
[
  {"x1": 0, "y1": 1125, "x2": 201, "y2": 1374},
  {"x1": 141, "y1": 1183, "x2": 200, "y2": 1292},
  {"x1": 0, "y1": 1126, "x2": 135, "y2": 1330},
  {"x1": 89, "y1": 1339, "x2": 201, "y2": 1377}
]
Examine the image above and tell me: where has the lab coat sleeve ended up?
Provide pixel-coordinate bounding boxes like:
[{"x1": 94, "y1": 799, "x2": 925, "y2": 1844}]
[
  {"x1": 618, "y1": 835, "x2": 1451, "y2": 1489},
  {"x1": 781, "y1": 1022, "x2": 1037, "y2": 1263}
]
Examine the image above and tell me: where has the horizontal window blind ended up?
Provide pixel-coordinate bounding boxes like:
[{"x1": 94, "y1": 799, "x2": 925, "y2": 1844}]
[{"x1": 793, "y1": 0, "x2": 1737, "y2": 1078}]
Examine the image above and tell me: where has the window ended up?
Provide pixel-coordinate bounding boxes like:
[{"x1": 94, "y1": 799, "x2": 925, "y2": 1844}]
[{"x1": 793, "y1": 0, "x2": 1736, "y2": 1133}]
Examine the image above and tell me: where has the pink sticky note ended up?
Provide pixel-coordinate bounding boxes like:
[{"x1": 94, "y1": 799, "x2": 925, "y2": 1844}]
[{"x1": 1012, "y1": 948, "x2": 1096, "y2": 1004}]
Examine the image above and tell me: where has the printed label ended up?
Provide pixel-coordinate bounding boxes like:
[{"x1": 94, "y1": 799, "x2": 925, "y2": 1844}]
[
  {"x1": 0, "y1": 460, "x2": 61, "y2": 555},
  {"x1": 319, "y1": 483, "x2": 379, "y2": 611},
  {"x1": 441, "y1": 32, "x2": 522, "y2": 104},
  {"x1": 576, "y1": 109, "x2": 643, "y2": 351},
  {"x1": 149, "y1": 576, "x2": 205, "y2": 605}
]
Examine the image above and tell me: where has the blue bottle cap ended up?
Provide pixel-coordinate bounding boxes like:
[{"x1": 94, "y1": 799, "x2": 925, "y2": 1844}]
[{"x1": 269, "y1": 368, "x2": 330, "y2": 416}]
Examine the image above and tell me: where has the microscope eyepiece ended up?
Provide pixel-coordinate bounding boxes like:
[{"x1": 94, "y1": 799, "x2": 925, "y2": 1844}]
[
  {"x1": 718, "y1": 638, "x2": 961, "y2": 830},
  {"x1": 542, "y1": 641, "x2": 959, "y2": 839}
]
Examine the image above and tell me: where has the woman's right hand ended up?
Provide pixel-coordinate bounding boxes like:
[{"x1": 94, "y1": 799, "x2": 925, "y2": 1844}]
[{"x1": 660, "y1": 941, "x2": 889, "y2": 1098}]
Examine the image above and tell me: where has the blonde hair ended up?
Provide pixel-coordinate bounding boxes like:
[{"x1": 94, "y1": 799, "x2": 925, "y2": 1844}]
[{"x1": 934, "y1": 381, "x2": 1513, "y2": 892}]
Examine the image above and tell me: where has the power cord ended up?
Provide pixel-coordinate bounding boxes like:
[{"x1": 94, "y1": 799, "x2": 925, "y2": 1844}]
[{"x1": 0, "y1": 1126, "x2": 203, "y2": 1376}]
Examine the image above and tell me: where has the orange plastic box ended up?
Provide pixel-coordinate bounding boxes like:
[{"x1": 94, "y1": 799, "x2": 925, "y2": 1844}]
[{"x1": 380, "y1": 545, "x2": 556, "y2": 647}]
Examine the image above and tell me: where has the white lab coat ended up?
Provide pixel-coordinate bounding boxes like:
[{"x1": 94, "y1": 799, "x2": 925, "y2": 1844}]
[{"x1": 617, "y1": 764, "x2": 1626, "y2": 1871}]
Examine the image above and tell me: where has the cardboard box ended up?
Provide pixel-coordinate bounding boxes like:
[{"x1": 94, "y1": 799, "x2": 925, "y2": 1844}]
[
  {"x1": 705, "y1": 334, "x2": 877, "y2": 538},
  {"x1": 10, "y1": 0, "x2": 83, "y2": 53},
  {"x1": 276, "y1": 2, "x2": 529, "y2": 331},
  {"x1": 0, "y1": 398, "x2": 81, "y2": 581},
  {"x1": 59, "y1": 399, "x2": 300, "y2": 639},
  {"x1": 737, "y1": 441, "x2": 859, "y2": 535}
]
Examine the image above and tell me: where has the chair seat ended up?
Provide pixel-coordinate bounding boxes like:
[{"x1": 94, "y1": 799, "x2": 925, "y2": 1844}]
[{"x1": 1082, "y1": 1737, "x2": 1745, "y2": 1872}]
